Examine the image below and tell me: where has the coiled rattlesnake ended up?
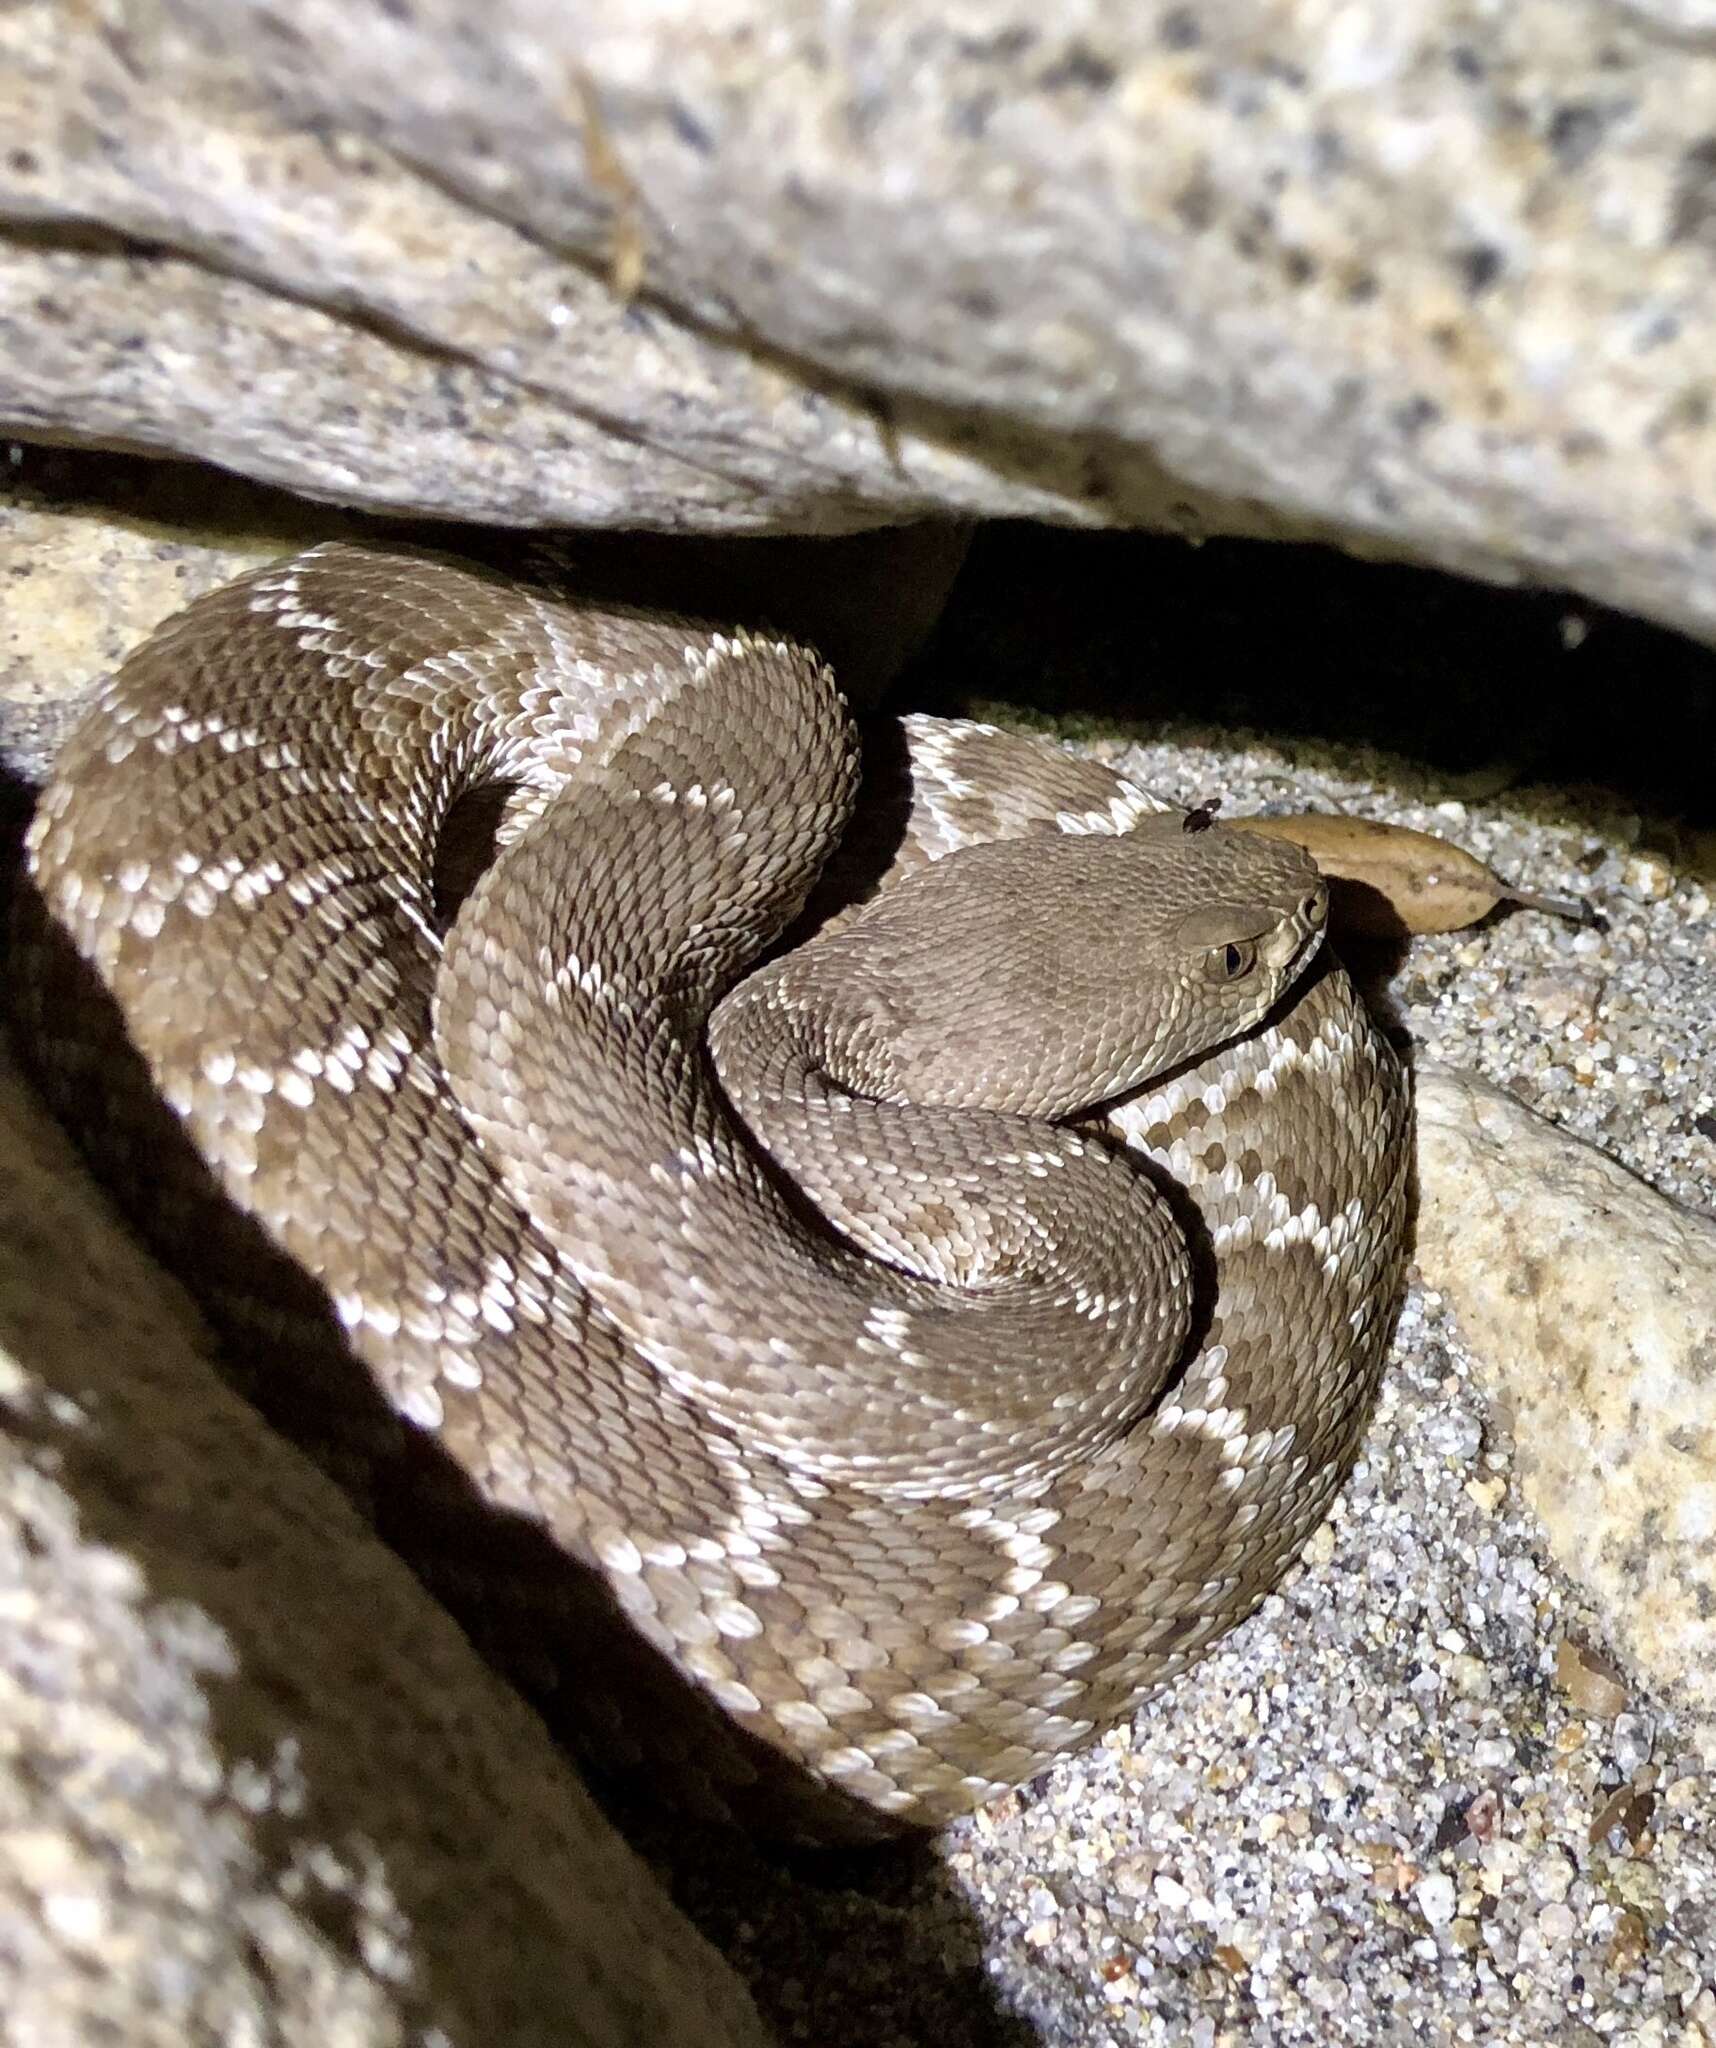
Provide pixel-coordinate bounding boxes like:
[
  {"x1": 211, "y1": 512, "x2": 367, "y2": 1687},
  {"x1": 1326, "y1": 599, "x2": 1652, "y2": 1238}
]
[{"x1": 14, "y1": 542, "x2": 1409, "y2": 1839}]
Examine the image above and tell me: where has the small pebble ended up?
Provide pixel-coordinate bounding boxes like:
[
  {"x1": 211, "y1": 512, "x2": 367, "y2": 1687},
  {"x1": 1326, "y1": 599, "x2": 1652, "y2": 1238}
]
[
  {"x1": 1555, "y1": 1638, "x2": 1630, "y2": 1718},
  {"x1": 1528, "y1": 1848, "x2": 1577, "y2": 1905},
  {"x1": 1538, "y1": 1902, "x2": 1577, "y2": 1946},
  {"x1": 1415, "y1": 1873, "x2": 1458, "y2": 1929}
]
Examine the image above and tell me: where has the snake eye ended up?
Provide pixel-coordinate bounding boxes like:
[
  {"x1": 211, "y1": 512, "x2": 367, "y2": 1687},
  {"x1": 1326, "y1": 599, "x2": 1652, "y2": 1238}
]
[{"x1": 1207, "y1": 938, "x2": 1257, "y2": 983}]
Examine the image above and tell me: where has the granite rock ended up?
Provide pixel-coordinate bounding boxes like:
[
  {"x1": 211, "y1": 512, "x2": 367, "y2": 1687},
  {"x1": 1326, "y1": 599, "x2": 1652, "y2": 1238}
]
[
  {"x1": 1414, "y1": 1064, "x2": 1716, "y2": 1753},
  {"x1": 9, "y1": 1, "x2": 1716, "y2": 635}
]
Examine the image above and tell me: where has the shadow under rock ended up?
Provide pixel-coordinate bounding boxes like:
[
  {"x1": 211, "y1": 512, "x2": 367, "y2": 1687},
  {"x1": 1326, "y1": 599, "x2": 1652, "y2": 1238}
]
[{"x1": 906, "y1": 524, "x2": 1716, "y2": 832}]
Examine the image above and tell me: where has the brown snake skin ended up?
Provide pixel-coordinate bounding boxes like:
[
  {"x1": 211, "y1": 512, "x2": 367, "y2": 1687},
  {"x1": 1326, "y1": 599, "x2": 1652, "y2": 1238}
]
[{"x1": 14, "y1": 542, "x2": 1410, "y2": 1840}]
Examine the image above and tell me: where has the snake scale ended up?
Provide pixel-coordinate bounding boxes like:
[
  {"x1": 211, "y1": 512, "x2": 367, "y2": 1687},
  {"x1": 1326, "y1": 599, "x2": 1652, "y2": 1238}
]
[{"x1": 14, "y1": 542, "x2": 1409, "y2": 1840}]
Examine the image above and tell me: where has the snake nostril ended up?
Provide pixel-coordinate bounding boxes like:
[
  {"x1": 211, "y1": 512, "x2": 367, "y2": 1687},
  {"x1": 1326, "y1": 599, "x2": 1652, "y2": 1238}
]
[{"x1": 1302, "y1": 891, "x2": 1326, "y2": 927}]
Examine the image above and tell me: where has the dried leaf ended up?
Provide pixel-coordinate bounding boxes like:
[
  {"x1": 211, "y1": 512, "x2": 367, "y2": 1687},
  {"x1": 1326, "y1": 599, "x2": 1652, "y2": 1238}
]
[{"x1": 1238, "y1": 812, "x2": 1592, "y2": 939}]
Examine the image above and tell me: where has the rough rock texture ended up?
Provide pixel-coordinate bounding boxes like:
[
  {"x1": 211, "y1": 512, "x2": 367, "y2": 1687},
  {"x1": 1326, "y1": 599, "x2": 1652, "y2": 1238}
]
[
  {"x1": 1414, "y1": 1066, "x2": 1716, "y2": 1755},
  {"x1": 0, "y1": 1049, "x2": 771, "y2": 2048},
  {"x1": 11, "y1": 1, "x2": 1716, "y2": 636}
]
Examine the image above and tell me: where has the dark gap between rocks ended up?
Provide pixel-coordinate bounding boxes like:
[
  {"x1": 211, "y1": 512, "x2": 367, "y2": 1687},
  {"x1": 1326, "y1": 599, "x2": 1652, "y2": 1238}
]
[{"x1": 901, "y1": 523, "x2": 1716, "y2": 840}]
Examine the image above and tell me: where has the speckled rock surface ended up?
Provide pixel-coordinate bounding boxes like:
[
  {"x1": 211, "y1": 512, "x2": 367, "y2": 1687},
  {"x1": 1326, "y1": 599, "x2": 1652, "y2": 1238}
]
[
  {"x1": 1619, "y1": 0, "x2": 1716, "y2": 37},
  {"x1": 0, "y1": 1052, "x2": 771, "y2": 2048},
  {"x1": 12, "y1": 1, "x2": 1716, "y2": 634},
  {"x1": 1414, "y1": 1066, "x2": 1716, "y2": 1754}
]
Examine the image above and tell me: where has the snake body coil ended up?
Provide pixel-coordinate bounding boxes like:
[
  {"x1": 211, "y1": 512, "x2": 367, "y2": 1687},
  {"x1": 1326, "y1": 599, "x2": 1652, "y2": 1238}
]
[{"x1": 17, "y1": 544, "x2": 1409, "y2": 1837}]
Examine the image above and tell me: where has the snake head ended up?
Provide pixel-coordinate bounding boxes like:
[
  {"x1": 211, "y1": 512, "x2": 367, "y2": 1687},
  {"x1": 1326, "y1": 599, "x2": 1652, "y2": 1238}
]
[{"x1": 749, "y1": 814, "x2": 1330, "y2": 1120}]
